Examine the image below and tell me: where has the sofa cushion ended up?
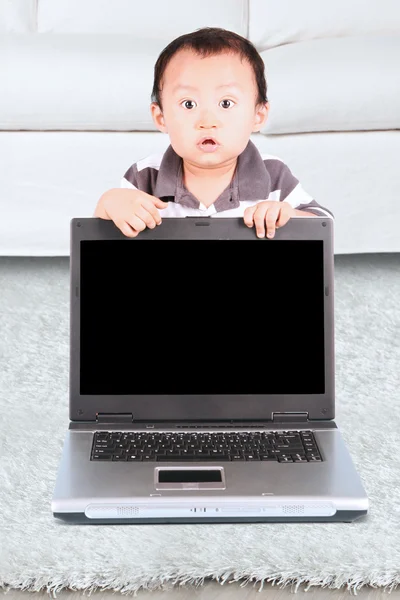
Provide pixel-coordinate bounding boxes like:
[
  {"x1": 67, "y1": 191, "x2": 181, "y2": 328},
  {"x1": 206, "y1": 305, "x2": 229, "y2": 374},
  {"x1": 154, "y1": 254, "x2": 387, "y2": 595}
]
[
  {"x1": 0, "y1": 0, "x2": 36, "y2": 32},
  {"x1": 249, "y1": 0, "x2": 400, "y2": 49},
  {"x1": 261, "y1": 34, "x2": 400, "y2": 135},
  {"x1": 37, "y1": 0, "x2": 248, "y2": 36},
  {"x1": 1, "y1": 130, "x2": 399, "y2": 255},
  {"x1": 0, "y1": 34, "x2": 166, "y2": 130}
]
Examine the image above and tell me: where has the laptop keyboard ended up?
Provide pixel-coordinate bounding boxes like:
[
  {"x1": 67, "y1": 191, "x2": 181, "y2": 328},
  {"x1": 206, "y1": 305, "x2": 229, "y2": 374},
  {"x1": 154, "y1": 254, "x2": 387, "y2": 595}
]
[{"x1": 91, "y1": 430, "x2": 322, "y2": 462}]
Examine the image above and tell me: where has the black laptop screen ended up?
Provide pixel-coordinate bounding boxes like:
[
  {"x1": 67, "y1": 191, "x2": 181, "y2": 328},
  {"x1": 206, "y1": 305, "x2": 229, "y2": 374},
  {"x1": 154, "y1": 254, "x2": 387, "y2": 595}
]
[{"x1": 80, "y1": 239, "x2": 325, "y2": 395}]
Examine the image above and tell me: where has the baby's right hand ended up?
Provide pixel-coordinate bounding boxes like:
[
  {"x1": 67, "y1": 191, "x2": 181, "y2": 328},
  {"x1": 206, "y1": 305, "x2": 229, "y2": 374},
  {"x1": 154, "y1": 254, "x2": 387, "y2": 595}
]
[{"x1": 94, "y1": 188, "x2": 169, "y2": 237}]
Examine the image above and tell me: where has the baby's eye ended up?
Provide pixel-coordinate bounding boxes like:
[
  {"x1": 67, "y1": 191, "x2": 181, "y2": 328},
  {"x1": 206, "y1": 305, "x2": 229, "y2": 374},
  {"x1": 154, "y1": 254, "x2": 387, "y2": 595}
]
[
  {"x1": 180, "y1": 99, "x2": 235, "y2": 110},
  {"x1": 219, "y1": 99, "x2": 235, "y2": 109},
  {"x1": 181, "y1": 100, "x2": 197, "y2": 109}
]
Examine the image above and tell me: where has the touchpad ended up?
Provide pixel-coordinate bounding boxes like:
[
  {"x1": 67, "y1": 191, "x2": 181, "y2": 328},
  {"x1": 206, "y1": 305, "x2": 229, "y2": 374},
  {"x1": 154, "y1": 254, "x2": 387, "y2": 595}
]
[{"x1": 155, "y1": 467, "x2": 226, "y2": 490}]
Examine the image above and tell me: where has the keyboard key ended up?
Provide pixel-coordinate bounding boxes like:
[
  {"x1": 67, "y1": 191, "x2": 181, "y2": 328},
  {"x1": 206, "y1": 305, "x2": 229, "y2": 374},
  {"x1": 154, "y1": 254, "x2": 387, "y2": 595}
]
[
  {"x1": 157, "y1": 454, "x2": 230, "y2": 461},
  {"x1": 92, "y1": 453, "x2": 112, "y2": 460}
]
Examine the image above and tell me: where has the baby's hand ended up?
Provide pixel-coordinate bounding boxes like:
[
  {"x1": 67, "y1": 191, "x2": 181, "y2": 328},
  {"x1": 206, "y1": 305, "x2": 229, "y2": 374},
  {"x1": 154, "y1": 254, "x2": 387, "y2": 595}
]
[
  {"x1": 243, "y1": 200, "x2": 296, "y2": 238},
  {"x1": 94, "y1": 188, "x2": 168, "y2": 237}
]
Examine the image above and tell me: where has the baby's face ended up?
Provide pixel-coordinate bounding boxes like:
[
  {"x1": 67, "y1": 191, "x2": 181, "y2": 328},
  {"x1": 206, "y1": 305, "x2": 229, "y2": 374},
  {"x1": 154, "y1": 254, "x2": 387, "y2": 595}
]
[{"x1": 151, "y1": 49, "x2": 268, "y2": 168}]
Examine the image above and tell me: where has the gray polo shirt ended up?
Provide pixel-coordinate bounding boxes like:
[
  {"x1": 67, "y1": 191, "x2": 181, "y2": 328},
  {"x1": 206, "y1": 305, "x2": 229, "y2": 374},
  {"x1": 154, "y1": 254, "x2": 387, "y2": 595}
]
[{"x1": 121, "y1": 139, "x2": 334, "y2": 220}]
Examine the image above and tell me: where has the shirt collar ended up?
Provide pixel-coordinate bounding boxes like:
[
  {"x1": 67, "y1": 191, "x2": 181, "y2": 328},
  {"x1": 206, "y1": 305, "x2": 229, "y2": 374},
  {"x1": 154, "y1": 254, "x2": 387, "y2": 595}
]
[{"x1": 153, "y1": 139, "x2": 271, "y2": 211}]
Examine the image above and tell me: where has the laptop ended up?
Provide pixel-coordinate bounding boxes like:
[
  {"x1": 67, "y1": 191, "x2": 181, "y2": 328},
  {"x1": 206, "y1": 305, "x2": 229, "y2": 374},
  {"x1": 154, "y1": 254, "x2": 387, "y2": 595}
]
[{"x1": 51, "y1": 215, "x2": 369, "y2": 524}]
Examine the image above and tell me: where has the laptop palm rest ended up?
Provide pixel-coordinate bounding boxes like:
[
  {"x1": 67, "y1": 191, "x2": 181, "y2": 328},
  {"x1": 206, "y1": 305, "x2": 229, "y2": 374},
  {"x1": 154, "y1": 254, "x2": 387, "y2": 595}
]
[{"x1": 155, "y1": 467, "x2": 226, "y2": 490}]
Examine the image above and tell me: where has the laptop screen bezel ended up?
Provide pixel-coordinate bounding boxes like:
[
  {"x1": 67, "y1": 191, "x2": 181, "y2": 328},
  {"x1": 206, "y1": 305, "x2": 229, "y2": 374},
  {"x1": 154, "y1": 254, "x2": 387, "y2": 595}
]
[{"x1": 69, "y1": 216, "x2": 335, "y2": 423}]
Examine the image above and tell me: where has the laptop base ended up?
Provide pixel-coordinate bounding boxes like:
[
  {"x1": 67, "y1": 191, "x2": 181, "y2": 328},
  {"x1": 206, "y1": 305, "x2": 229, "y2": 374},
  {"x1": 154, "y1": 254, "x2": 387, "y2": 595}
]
[{"x1": 53, "y1": 510, "x2": 368, "y2": 524}]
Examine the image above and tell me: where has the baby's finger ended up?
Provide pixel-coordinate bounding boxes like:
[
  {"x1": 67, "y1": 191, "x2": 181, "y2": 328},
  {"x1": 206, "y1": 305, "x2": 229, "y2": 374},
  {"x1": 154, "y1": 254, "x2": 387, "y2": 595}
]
[
  {"x1": 142, "y1": 199, "x2": 163, "y2": 225},
  {"x1": 276, "y1": 203, "x2": 292, "y2": 228},
  {"x1": 152, "y1": 196, "x2": 169, "y2": 209},
  {"x1": 134, "y1": 205, "x2": 157, "y2": 229},
  {"x1": 265, "y1": 204, "x2": 280, "y2": 238},
  {"x1": 116, "y1": 219, "x2": 139, "y2": 238},
  {"x1": 243, "y1": 205, "x2": 257, "y2": 227},
  {"x1": 126, "y1": 214, "x2": 147, "y2": 233},
  {"x1": 254, "y1": 207, "x2": 269, "y2": 237}
]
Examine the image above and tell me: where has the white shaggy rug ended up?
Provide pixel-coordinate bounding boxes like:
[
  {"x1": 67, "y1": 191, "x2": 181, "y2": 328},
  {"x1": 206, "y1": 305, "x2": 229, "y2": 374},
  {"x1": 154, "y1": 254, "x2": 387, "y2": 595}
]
[{"x1": 0, "y1": 255, "x2": 399, "y2": 597}]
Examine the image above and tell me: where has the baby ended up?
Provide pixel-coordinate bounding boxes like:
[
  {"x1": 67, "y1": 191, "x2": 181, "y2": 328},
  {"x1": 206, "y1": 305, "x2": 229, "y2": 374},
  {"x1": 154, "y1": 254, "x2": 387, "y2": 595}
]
[{"x1": 94, "y1": 27, "x2": 334, "y2": 239}]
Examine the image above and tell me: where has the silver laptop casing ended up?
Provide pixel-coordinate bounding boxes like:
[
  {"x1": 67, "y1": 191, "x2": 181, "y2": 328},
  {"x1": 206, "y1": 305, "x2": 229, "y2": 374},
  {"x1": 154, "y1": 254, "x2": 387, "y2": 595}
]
[{"x1": 51, "y1": 216, "x2": 369, "y2": 524}]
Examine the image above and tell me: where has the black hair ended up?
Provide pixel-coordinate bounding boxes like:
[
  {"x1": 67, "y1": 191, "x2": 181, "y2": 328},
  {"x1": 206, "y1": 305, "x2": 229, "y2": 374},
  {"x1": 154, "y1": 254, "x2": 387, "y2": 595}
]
[{"x1": 151, "y1": 27, "x2": 268, "y2": 112}]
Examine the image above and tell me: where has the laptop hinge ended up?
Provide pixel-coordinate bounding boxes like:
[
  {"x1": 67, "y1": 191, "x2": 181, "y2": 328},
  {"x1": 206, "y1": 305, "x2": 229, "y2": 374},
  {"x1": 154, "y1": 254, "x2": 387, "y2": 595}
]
[
  {"x1": 96, "y1": 413, "x2": 133, "y2": 423},
  {"x1": 272, "y1": 412, "x2": 309, "y2": 423}
]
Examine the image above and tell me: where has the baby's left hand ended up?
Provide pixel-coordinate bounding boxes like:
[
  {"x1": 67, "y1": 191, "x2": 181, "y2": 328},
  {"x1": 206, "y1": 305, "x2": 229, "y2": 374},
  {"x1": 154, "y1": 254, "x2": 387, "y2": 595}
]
[{"x1": 243, "y1": 201, "x2": 296, "y2": 238}]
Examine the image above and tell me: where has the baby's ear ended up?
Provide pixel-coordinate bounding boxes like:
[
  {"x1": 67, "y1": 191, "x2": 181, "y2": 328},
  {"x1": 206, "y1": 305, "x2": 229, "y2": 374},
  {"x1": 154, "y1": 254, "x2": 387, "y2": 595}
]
[{"x1": 150, "y1": 102, "x2": 168, "y2": 133}]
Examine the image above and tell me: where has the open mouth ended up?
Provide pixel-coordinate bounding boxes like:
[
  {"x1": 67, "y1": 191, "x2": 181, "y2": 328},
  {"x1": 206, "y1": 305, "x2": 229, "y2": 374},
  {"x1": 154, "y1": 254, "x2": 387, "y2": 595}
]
[
  {"x1": 198, "y1": 137, "x2": 219, "y2": 146},
  {"x1": 197, "y1": 136, "x2": 221, "y2": 151}
]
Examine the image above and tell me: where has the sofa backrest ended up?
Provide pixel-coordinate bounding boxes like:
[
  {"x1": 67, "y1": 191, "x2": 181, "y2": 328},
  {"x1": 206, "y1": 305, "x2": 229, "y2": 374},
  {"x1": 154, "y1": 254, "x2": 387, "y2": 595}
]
[
  {"x1": 2, "y1": 0, "x2": 400, "y2": 47},
  {"x1": 36, "y1": 0, "x2": 248, "y2": 38},
  {"x1": 0, "y1": 0, "x2": 36, "y2": 32},
  {"x1": 249, "y1": 0, "x2": 400, "y2": 49},
  {"x1": 1, "y1": 0, "x2": 400, "y2": 135}
]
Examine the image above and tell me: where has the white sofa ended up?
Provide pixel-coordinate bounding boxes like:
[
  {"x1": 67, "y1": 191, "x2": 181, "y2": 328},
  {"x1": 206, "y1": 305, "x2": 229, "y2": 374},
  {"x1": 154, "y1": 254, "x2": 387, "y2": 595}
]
[{"x1": 1, "y1": 0, "x2": 400, "y2": 256}]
